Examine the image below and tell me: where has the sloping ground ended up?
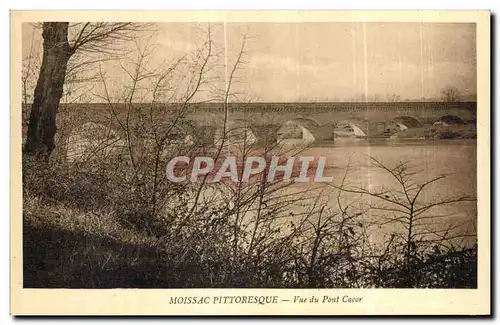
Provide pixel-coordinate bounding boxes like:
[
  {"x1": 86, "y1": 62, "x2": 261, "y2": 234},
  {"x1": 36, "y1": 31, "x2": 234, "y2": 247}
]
[{"x1": 24, "y1": 220, "x2": 171, "y2": 288}]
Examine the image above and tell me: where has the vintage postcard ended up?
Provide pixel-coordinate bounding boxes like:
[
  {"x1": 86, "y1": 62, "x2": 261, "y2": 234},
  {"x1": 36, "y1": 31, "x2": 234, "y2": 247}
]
[{"x1": 10, "y1": 10, "x2": 490, "y2": 315}]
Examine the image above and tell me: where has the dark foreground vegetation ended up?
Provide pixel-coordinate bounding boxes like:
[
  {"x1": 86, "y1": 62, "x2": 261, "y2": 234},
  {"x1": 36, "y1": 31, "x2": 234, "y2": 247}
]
[{"x1": 391, "y1": 124, "x2": 476, "y2": 140}]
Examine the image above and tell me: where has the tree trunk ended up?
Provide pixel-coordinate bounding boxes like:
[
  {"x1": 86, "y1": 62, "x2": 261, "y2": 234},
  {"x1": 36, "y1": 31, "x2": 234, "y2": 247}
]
[{"x1": 23, "y1": 22, "x2": 71, "y2": 159}]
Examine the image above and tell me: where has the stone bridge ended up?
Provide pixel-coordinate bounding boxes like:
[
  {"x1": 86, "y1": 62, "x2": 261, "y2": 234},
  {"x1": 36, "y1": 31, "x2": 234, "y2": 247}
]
[{"x1": 53, "y1": 101, "x2": 476, "y2": 152}]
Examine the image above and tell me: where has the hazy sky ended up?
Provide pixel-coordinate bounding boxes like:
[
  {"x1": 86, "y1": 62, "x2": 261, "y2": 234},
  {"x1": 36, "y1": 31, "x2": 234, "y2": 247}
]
[{"x1": 23, "y1": 22, "x2": 476, "y2": 102}]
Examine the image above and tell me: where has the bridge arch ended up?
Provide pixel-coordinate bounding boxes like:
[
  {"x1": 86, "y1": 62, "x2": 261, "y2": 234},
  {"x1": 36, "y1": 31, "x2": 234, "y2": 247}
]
[
  {"x1": 333, "y1": 118, "x2": 374, "y2": 138},
  {"x1": 170, "y1": 119, "x2": 199, "y2": 146},
  {"x1": 293, "y1": 114, "x2": 323, "y2": 127},
  {"x1": 213, "y1": 118, "x2": 259, "y2": 148},
  {"x1": 62, "y1": 118, "x2": 208, "y2": 163},
  {"x1": 334, "y1": 120, "x2": 367, "y2": 138},
  {"x1": 136, "y1": 119, "x2": 202, "y2": 155},
  {"x1": 390, "y1": 116, "x2": 422, "y2": 132},
  {"x1": 276, "y1": 118, "x2": 320, "y2": 144}
]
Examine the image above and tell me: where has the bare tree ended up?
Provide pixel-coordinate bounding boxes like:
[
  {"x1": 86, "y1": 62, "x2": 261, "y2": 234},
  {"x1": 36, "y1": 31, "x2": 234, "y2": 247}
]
[
  {"x1": 335, "y1": 156, "x2": 476, "y2": 287},
  {"x1": 387, "y1": 93, "x2": 401, "y2": 102},
  {"x1": 441, "y1": 85, "x2": 460, "y2": 102},
  {"x1": 23, "y1": 22, "x2": 150, "y2": 160}
]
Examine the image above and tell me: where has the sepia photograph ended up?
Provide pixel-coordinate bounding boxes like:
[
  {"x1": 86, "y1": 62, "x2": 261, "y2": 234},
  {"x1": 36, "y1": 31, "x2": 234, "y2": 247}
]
[{"x1": 10, "y1": 10, "x2": 490, "y2": 315}]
